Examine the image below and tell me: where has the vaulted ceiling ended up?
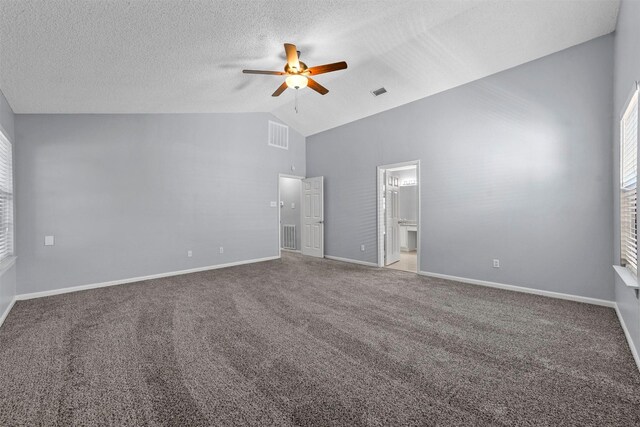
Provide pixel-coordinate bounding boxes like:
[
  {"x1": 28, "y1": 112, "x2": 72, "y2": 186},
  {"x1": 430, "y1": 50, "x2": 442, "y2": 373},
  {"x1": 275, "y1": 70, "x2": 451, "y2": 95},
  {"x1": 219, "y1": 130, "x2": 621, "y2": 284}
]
[{"x1": 0, "y1": 1, "x2": 620, "y2": 136}]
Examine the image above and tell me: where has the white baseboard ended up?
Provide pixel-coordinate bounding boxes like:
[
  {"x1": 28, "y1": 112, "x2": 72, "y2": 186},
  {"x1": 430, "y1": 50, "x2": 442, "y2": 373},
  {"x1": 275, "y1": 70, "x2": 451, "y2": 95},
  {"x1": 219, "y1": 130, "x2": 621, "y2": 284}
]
[
  {"x1": 0, "y1": 297, "x2": 16, "y2": 329},
  {"x1": 614, "y1": 304, "x2": 640, "y2": 373},
  {"x1": 16, "y1": 256, "x2": 280, "y2": 301},
  {"x1": 418, "y1": 270, "x2": 615, "y2": 308},
  {"x1": 281, "y1": 249, "x2": 301, "y2": 254},
  {"x1": 325, "y1": 255, "x2": 378, "y2": 268}
]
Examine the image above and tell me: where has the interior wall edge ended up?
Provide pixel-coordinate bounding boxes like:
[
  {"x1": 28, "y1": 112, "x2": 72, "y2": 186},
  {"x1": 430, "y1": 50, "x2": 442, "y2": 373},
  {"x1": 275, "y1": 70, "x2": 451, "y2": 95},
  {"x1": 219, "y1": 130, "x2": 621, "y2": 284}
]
[
  {"x1": 614, "y1": 303, "x2": 640, "y2": 373},
  {"x1": 0, "y1": 297, "x2": 16, "y2": 330}
]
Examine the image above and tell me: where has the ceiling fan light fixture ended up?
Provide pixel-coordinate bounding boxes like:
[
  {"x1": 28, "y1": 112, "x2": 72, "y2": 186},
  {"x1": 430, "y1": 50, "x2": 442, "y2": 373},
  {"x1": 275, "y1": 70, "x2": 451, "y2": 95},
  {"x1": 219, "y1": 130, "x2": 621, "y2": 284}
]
[
  {"x1": 285, "y1": 75, "x2": 308, "y2": 89},
  {"x1": 243, "y1": 43, "x2": 346, "y2": 97}
]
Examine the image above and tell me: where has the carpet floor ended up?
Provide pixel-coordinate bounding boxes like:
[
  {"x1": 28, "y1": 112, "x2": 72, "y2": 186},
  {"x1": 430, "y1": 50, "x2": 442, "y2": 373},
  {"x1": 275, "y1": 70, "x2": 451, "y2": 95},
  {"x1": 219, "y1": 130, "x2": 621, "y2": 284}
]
[{"x1": 0, "y1": 253, "x2": 639, "y2": 426}]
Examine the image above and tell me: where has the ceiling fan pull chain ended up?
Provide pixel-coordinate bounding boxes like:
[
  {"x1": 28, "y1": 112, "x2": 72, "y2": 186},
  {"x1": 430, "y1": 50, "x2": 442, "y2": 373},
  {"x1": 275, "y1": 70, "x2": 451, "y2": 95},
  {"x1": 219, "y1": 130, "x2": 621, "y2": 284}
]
[{"x1": 295, "y1": 89, "x2": 299, "y2": 114}]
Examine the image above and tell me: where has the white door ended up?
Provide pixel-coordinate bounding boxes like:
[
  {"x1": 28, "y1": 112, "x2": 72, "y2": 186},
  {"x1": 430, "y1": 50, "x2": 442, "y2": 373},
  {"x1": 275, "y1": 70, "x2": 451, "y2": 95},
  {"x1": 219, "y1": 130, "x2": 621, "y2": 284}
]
[
  {"x1": 385, "y1": 172, "x2": 400, "y2": 265},
  {"x1": 302, "y1": 176, "x2": 324, "y2": 258}
]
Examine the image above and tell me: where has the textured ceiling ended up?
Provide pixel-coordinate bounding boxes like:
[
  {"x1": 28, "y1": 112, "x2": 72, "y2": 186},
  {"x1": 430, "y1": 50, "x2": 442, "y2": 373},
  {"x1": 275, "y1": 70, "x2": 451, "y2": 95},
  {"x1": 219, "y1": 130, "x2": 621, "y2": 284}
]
[{"x1": 0, "y1": 0, "x2": 620, "y2": 136}]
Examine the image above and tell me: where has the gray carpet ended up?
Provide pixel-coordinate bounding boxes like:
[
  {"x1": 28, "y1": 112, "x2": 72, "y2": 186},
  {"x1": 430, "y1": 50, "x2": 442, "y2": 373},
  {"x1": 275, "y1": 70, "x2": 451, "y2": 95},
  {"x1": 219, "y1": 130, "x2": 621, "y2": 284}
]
[{"x1": 0, "y1": 253, "x2": 639, "y2": 426}]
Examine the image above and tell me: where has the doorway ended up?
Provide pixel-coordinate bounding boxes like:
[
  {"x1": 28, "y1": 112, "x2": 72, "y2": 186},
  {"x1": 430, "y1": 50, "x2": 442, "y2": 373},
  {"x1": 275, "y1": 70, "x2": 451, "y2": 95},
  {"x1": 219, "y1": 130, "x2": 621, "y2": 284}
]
[
  {"x1": 279, "y1": 175, "x2": 304, "y2": 254},
  {"x1": 278, "y1": 174, "x2": 325, "y2": 258},
  {"x1": 377, "y1": 161, "x2": 420, "y2": 273}
]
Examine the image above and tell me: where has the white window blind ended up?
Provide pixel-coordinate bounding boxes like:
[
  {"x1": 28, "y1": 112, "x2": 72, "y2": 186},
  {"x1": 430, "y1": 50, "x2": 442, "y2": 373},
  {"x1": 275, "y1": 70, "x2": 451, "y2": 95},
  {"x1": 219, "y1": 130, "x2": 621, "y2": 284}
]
[
  {"x1": 0, "y1": 130, "x2": 12, "y2": 263},
  {"x1": 620, "y1": 87, "x2": 639, "y2": 275}
]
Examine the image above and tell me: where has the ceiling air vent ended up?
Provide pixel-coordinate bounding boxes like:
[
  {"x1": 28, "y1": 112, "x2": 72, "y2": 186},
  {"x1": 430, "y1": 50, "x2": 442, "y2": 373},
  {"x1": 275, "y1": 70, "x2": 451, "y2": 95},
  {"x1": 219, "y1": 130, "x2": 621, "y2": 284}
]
[
  {"x1": 268, "y1": 121, "x2": 289, "y2": 150},
  {"x1": 371, "y1": 87, "x2": 387, "y2": 97}
]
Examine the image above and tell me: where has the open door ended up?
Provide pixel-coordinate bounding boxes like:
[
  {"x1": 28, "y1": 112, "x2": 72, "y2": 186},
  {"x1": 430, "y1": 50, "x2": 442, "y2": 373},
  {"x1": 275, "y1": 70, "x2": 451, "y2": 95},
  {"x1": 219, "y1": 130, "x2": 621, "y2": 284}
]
[
  {"x1": 385, "y1": 171, "x2": 400, "y2": 265},
  {"x1": 302, "y1": 176, "x2": 324, "y2": 258}
]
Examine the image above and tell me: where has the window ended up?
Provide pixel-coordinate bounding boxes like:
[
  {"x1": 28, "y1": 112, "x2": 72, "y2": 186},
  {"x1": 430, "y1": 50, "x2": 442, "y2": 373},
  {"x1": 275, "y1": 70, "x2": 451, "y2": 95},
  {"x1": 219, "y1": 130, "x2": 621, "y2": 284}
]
[
  {"x1": 0, "y1": 129, "x2": 12, "y2": 263},
  {"x1": 620, "y1": 85, "x2": 639, "y2": 275}
]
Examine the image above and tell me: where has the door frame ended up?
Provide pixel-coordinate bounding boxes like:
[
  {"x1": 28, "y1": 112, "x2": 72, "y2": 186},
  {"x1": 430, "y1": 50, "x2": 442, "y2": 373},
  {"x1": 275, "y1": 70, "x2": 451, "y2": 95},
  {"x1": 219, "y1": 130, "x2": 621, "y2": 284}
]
[
  {"x1": 377, "y1": 160, "x2": 421, "y2": 272},
  {"x1": 278, "y1": 173, "x2": 305, "y2": 257},
  {"x1": 383, "y1": 170, "x2": 401, "y2": 265}
]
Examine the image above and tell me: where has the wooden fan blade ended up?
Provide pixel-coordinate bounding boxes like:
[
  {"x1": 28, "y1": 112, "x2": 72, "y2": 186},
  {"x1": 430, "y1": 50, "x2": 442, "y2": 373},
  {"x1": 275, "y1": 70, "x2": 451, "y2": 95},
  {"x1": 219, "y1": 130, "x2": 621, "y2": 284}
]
[
  {"x1": 307, "y1": 61, "x2": 348, "y2": 76},
  {"x1": 284, "y1": 43, "x2": 300, "y2": 71},
  {"x1": 243, "y1": 69, "x2": 286, "y2": 75},
  {"x1": 272, "y1": 81, "x2": 288, "y2": 97},
  {"x1": 307, "y1": 78, "x2": 329, "y2": 95}
]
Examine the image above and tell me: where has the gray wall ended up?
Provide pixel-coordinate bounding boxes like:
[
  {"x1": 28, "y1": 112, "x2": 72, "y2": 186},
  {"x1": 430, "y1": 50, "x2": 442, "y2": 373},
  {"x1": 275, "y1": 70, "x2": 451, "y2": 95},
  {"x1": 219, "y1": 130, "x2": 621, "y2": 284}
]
[
  {"x1": 279, "y1": 176, "x2": 301, "y2": 250},
  {"x1": 15, "y1": 113, "x2": 305, "y2": 294},
  {"x1": 0, "y1": 89, "x2": 16, "y2": 319},
  {"x1": 307, "y1": 35, "x2": 614, "y2": 301},
  {"x1": 613, "y1": 0, "x2": 640, "y2": 360}
]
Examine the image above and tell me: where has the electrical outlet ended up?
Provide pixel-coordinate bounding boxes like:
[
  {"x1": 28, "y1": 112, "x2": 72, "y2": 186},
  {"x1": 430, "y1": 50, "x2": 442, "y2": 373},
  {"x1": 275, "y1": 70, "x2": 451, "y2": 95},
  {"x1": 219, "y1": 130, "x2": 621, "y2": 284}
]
[
  {"x1": 219, "y1": 246, "x2": 224, "y2": 254},
  {"x1": 360, "y1": 244, "x2": 365, "y2": 252},
  {"x1": 187, "y1": 250, "x2": 192, "y2": 257},
  {"x1": 44, "y1": 235, "x2": 55, "y2": 246},
  {"x1": 493, "y1": 259, "x2": 500, "y2": 268}
]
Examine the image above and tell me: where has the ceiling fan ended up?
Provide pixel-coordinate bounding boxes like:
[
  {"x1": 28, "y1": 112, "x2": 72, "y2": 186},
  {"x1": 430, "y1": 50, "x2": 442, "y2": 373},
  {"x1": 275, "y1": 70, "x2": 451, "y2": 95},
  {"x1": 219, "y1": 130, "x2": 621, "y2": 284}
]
[{"x1": 243, "y1": 43, "x2": 347, "y2": 97}]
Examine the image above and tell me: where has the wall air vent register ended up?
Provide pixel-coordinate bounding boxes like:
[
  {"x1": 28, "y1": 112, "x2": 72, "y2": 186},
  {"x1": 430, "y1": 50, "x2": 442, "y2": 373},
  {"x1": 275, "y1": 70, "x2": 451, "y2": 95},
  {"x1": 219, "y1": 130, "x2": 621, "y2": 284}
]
[{"x1": 268, "y1": 121, "x2": 289, "y2": 150}]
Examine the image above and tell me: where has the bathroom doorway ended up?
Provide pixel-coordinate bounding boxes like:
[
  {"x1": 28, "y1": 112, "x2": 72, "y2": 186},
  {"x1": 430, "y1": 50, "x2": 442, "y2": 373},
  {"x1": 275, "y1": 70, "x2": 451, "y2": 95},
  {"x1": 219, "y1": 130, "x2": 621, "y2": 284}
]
[{"x1": 377, "y1": 161, "x2": 420, "y2": 273}]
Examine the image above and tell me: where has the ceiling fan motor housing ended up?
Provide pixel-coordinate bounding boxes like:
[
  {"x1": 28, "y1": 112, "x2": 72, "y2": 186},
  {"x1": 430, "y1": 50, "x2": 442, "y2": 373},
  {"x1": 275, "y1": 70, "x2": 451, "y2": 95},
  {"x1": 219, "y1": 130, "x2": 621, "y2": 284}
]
[{"x1": 285, "y1": 61, "x2": 308, "y2": 74}]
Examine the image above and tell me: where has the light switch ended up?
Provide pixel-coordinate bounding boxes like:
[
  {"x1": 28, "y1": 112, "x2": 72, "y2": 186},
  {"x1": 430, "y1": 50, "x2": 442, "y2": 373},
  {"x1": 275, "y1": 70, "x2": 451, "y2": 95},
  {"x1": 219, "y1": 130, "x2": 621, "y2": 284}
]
[
  {"x1": 291, "y1": 202, "x2": 295, "y2": 209},
  {"x1": 270, "y1": 201, "x2": 277, "y2": 207},
  {"x1": 44, "y1": 235, "x2": 55, "y2": 246}
]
